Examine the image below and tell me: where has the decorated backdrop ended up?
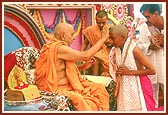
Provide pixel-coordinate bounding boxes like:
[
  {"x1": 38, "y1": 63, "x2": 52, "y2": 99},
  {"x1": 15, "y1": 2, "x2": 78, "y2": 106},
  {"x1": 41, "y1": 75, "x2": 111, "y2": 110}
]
[{"x1": 4, "y1": 3, "x2": 135, "y2": 52}]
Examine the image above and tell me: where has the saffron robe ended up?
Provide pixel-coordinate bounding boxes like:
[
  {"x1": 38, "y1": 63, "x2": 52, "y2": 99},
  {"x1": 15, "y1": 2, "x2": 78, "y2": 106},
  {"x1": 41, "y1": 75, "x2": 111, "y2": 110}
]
[
  {"x1": 109, "y1": 38, "x2": 147, "y2": 111},
  {"x1": 83, "y1": 25, "x2": 109, "y2": 75},
  {"x1": 35, "y1": 39, "x2": 109, "y2": 111}
]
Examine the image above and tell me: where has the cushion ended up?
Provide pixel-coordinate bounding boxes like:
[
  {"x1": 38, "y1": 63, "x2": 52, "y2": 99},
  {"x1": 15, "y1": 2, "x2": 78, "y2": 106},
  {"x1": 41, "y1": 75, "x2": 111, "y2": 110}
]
[
  {"x1": 4, "y1": 47, "x2": 40, "y2": 88},
  {"x1": 24, "y1": 69, "x2": 36, "y2": 85},
  {"x1": 81, "y1": 75, "x2": 113, "y2": 87}
]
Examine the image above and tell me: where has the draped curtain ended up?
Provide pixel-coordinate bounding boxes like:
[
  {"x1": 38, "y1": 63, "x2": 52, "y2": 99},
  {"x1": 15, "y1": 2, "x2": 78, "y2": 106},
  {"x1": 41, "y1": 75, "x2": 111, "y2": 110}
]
[
  {"x1": 33, "y1": 9, "x2": 88, "y2": 50},
  {"x1": 32, "y1": 4, "x2": 134, "y2": 50}
]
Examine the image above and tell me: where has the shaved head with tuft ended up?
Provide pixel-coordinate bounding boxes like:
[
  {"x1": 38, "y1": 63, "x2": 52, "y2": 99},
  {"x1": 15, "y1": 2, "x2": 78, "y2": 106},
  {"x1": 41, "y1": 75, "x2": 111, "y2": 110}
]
[{"x1": 109, "y1": 24, "x2": 128, "y2": 39}]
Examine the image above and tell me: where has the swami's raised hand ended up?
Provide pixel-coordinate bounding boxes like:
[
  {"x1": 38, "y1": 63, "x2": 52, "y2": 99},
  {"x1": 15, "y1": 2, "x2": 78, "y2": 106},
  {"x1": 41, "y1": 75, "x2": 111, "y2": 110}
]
[{"x1": 101, "y1": 24, "x2": 113, "y2": 40}]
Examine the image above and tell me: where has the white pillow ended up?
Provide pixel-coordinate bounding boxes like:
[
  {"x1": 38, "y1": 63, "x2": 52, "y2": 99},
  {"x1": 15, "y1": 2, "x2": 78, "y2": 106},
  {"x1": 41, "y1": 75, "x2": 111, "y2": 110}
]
[
  {"x1": 24, "y1": 69, "x2": 36, "y2": 85},
  {"x1": 81, "y1": 75, "x2": 112, "y2": 87}
]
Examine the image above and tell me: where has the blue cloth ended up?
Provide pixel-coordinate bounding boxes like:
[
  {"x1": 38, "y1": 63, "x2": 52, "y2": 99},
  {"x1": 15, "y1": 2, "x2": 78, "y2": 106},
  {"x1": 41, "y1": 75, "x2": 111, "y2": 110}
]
[{"x1": 4, "y1": 101, "x2": 49, "y2": 111}]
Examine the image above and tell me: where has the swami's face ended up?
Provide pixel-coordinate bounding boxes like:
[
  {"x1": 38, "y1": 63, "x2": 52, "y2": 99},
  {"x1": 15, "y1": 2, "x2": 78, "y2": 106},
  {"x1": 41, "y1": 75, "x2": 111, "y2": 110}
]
[
  {"x1": 96, "y1": 16, "x2": 108, "y2": 31},
  {"x1": 64, "y1": 27, "x2": 75, "y2": 46}
]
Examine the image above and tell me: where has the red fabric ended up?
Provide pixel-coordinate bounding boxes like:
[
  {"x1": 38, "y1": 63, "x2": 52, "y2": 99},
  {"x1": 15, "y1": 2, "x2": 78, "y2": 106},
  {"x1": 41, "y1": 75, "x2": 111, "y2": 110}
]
[
  {"x1": 4, "y1": 47, "x2": 40, "y2": 83},
  {"x1": 4, "y1": 52, "x2": 17, "y2": 82},
  {"x1": 140, "y1": 75, "x2": 164, "y2": 111}
]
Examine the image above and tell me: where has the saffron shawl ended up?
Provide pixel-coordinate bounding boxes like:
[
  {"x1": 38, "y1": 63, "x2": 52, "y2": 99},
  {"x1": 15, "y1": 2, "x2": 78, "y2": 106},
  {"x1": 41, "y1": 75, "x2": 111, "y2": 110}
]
[
  {"x1": 35, "y1": 39, "x2": 109, "y2": 111},
  {"x1": 83, "y1": 25, "x2": 109, "y2": 75}
]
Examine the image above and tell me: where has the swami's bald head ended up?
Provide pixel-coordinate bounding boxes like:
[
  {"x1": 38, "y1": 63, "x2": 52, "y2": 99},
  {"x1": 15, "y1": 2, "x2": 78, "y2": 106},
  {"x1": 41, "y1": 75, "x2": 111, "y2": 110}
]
[
  {"x1": 53, "y1": 23, "x2": 75, "y2": 46},
  {"x1": 54, "y1": 23, "x2": 74, "y2": 37}
]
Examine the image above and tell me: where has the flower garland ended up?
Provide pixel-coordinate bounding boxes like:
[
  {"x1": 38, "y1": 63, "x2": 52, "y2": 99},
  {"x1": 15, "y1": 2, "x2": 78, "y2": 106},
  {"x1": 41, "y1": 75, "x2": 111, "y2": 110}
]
[
  {"x1": 103, "y1": 4, "x2": 134, "y2": 38},
  {"x1": 64, "y1": 10, "x2": 80, "y2": 24},
  {"x1": 63, "y1": 10, "x2": 82, "y2": 37},
  {"x1": 33, "y1": 10, "x2": 62, "y2": 39},
  {"x1": 33, "y1": 9, "x2": 82, "y2": 39},
  {"x1": 73, "y1": 17, "x2": 82, "y2": 38},
  {"x1": 39, "y1": 10, "x2": 58, "y2": 30},
  {"x1": 123, "y1": 16, "x2": 134, "y2": 38},
  {"x1": 39, "y1": 10, "x2": 62, "y2": 33},
  {"x1": 113, "y1": 4, "x2": 128, "y2": 23}
]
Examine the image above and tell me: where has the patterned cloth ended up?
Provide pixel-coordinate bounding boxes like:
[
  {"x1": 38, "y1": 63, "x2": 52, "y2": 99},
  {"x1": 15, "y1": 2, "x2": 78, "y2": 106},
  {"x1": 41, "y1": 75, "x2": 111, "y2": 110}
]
[
  {"x1": 4, "y1": 101, "x2": 49, "y2": 111},
  {"x1": 12, "y1": 47, "x2": 40, "y2": 71},
  {"x1": 39, "y1": 91, "x2": 75, "y2": 111},
  {"x1": 106, "y1": 80, "x2": 117, "y2": 111},
  {"x1": 109, "y1": 38, "x2": 147, "y2": 111},
  {"x1": 4, "y1": 47, "x2": 40, "y2": 83},
  {"x1": 4, "y1": 90, "x2": 75, "y2": 111},
  {"x1": 4, "y1": 47, "x2": 75, "y2": 111}
]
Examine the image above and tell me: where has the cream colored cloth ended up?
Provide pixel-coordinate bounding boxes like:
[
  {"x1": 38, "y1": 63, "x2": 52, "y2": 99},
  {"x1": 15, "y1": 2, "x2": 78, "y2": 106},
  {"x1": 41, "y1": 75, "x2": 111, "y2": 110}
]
[
  {"x1": 137, "y1": 23, "x2": 164, "y2": 107},
  {"x1": 81, "y1": 75, "x2": 112, "y2": 87},
  {"x1": 137, "y1": 23, "x2": 164, "y2": 85},
  {"x1": 109, "y1": 38, "x2": 147, "y2": 111}
]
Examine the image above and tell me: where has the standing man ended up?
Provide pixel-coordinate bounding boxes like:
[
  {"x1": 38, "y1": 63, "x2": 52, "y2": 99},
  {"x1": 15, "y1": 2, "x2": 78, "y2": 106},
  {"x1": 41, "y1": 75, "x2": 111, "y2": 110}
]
[
  {"x1": 81, "y1": 10, "x2": 117, "y2": 111},
  {"x1": 81, "y1": 10, "x2": 113, "y2": 76},
  {"x1": 108, "y1": 24, "x2": 156, "y2": 111},
  {"x1": 138, "y1": 4, "x2": 164, "y2": 108}
]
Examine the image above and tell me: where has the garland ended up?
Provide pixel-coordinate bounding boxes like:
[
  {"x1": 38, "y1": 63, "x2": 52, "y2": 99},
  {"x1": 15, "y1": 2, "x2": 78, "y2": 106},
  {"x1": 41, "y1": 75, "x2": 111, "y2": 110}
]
[
  {"x1": 40, "y1": 10, "x2": 61, "y2": 33},
  {"x1": 34, "y1": 10, "x2": 54, "y2": 39},
  {"x1": 34, "y1": 9, "x2": 82, "y2": 39}
]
